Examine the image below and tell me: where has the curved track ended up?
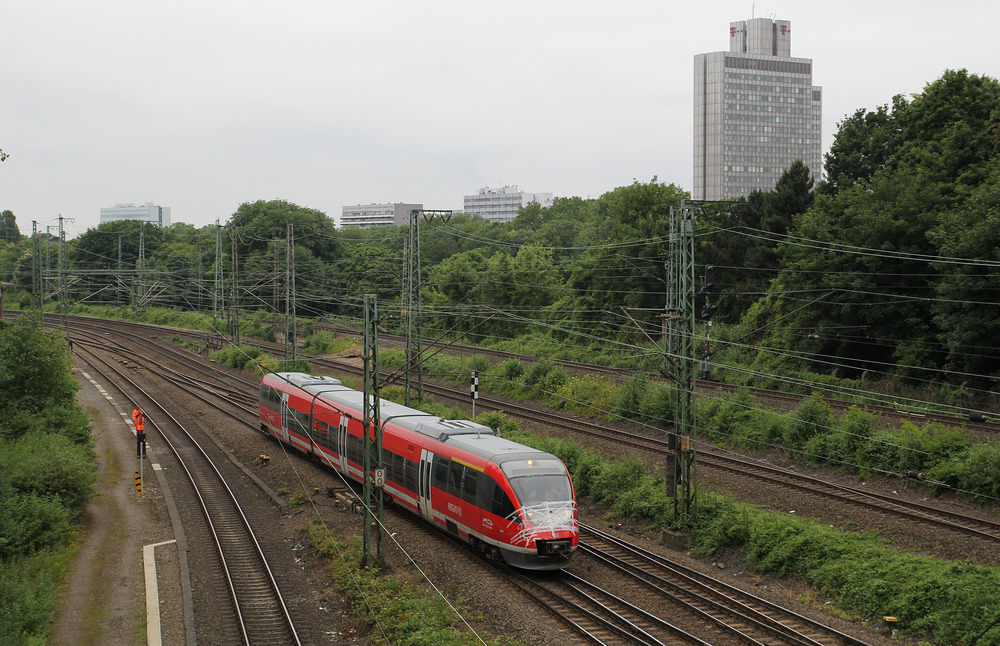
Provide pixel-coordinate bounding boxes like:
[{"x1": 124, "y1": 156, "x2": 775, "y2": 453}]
[{"x1": 72, "y1": 334, "x2": 303, "y2": 645}]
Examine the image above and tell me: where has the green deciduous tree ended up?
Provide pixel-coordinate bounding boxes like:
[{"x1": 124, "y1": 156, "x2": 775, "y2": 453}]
[
  {"x1": 747, "y1": 70, "x2": 1000, "y2": 388},
  {"x1": 0, "y1": 209, "x2": 20, "y2": 242}
]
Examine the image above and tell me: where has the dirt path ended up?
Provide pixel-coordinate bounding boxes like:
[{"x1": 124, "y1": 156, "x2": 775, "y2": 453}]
[{"x1": 48, "y1": 361, "x2": 181, "y2": 646}]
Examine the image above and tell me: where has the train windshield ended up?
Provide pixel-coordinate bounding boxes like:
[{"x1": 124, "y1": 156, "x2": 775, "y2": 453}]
[{"x1": 501, "y1": 458, "x2": 573, "y2": 505}]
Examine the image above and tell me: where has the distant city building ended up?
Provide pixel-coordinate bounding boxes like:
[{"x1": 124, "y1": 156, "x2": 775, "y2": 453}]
[
  {"x1": 340, "y1": 202, "x2": 423, "y2": 228},
  {"x1": 463, "y1": 185, "x2": 553, "y2": 223},
  {"x1": 693, "y1": 17, "x2": 822, "y2": 201},
  {"x1": 99, "y1": 203, "x2": 171, "y2": 227}
]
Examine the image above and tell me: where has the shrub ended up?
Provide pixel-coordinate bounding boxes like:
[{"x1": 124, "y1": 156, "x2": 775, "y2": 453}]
[
  {"x1": 784, "y1": 394, "x2": 833, "y2": 448},
  {"x1": 499, "y1": 359, "x2": 525, "y2": 382},
  {"x1": 591, "y1": 458, "x2": 646, "y2": 507},
  {"x1": 209, "y1": 344, "x2": 264, "y2": 371},
  {"x1": 613, "y1": 477, "x2": 671, "y2": 523},
  {"x1": 524, "y1": 360, "x2": 555, "y2": 390},
  {"x1": 538, "y1": 367, "x2": 568, "y2": 398},
  {"x1": 474, "y1": 411, "x2": 520, "y2": 437},
  {"x1": 612, "y1": 374, "x2": 646, "y2": 421},
  {"x1": 638, "y1": 383, "x2": 674, "y2": 428},
  {"x1": 0, "y1": 433, "x2": 95, "y2": 513},
  {"x1": 0, "y1": 493, "x2": 72, "y2": 557},
  {"x1": 0, "y1": 551, "x2": 63, "y2": 645},
  {"x1": 301, "y1": 331, "x2": 337, "y2": 354},
  {"x1": 468, "y1": 354, "x2": 491, "y2": 374},
  {"x1": 896, "y1": 421, "x2": 971, "y2": 473},
  {"x1": 558, "y1": 375, "x2": 617, "y2": 419}
]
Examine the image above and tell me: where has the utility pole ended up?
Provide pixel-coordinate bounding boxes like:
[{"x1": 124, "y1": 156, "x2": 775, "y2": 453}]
[
  {"x1": 666, "y1": 201, "x2": 698, "y2": 522},
  {"x1": 58, "y1": 215, "x2": 69, "y2": 328},
  {"x1": 361, "y1": 294, "x2": 383, "y2": 567},
  {"x1": 404, "y1": 210, "x2": 422, "y2": 404},
  {"x1": 403, "y1": 209, "x2": 452, "y2": 404},
  {"x1": 285, "y1": 222, "x2": 296, "y2": 366},
  {"x1": 31, "y1": 221, "x2": 42, "y2": 310},
  {"x1": 214, "y1": 221, "x2": 223, "y2": 320},
  {"x1": 117, "y1": 235, "x2": 123, "y2": 306},
  {"x1": 273, "y1": 235, "x2": 279, "y2": 316},
  {"x1": 229, "y1": 226, "x2": 240, "y2": 346},
  {"x1": 136, "y1": 221, "x2": 145, "y2": 310}
]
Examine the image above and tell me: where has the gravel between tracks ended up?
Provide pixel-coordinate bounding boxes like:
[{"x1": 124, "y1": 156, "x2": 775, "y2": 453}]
[{"x1": 57, "y1": 329, "x2": 996, "y2": 645}]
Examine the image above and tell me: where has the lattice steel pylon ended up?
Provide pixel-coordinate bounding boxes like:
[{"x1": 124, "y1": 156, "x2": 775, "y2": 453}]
[
  {"x1": 32, "y1": 221, "x2": 42, "y2": 310},
  {"x1": 404, "y1": 210, "x2": 423, "y2": 404},
  {"x1": 403, "y1": 209, "x2": 452, "y2": 404},
  {"x1": 667, "y1": 201, "x2": 698, "y2": 522},
  {"x1": 362, "y1": 294, "x2": 383, "y2": 567}
]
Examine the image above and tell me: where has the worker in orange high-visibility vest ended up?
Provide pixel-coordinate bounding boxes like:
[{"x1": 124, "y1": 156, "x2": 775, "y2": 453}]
[{"x1": 133, "y1": 408, "x2": 147, "y2": 459}]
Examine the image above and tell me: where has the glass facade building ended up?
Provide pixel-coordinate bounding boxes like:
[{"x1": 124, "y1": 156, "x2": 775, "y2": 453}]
[{"x1": 694, "y1": 18, "x2": 822, "y2": 201}]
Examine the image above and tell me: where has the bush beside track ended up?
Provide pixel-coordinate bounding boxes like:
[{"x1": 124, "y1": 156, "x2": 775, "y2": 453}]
[{"x1": 0, "y1": 315, "x2": 96, "y2": 645}]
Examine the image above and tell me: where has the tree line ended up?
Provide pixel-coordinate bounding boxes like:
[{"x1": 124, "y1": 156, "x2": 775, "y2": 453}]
[{"x1": 0, "y1": 69, "x2": 997, "y2": 397}]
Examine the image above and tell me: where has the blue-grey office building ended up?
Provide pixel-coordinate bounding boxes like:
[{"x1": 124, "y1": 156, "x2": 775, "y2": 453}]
[{"x1": 694, "y1": 17, "x2": 822, "y2": 200}]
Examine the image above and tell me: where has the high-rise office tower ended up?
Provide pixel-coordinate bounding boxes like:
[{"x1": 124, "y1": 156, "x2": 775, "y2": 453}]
[{"x1": 694, "y1": 17, "x2": 822, "y2": 201}]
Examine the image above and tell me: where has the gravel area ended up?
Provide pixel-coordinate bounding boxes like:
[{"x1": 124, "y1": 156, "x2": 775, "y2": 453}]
[{"x1": 56, "y1": 326, "x2": 997, "y2": 645}]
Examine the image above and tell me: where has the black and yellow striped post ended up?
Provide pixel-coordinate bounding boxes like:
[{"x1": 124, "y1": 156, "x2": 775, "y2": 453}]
[{"x1": 135, "y1": 471, "x2": 142, "y2": 498}]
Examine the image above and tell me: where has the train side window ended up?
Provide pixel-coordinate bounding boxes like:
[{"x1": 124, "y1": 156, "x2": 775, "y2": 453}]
[
  {"x1": 291, "y1": 409, "x2": 310, "y2": 435},
  {"x1": 492, "y1": 485, "x2": 517, "y2": 523},
  {"x1": 389, "y1": 452, "x2": 402, "y2": 485},
  {"x1": 477, "y1": 475, "x2": 495, "y2": 510},
  {"x1": 432, "y1": 458, "x2": 448, "y2": 490},
  {"x1": 447, "y1": 462, "x2": 463, "y2": 496},
  {"x1": 403, "y1": 457, "x2": 417, "y2": 492},
  {"x1": 462, "y1": 469, "x2": 479, "y2": 504},
  {"x1": 347, "y1": 434, "x2": 361, "y2": 464}
]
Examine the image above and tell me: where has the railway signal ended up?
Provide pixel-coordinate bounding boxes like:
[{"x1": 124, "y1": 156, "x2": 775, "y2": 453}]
[{"x1": 471, "y1": 370, "x2": 479, "y2": 416}]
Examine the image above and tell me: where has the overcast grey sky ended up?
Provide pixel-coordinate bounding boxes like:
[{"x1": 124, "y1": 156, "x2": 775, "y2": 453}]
[{"x1": 4, "y1": 1, "x2": 999, "y2": 237}]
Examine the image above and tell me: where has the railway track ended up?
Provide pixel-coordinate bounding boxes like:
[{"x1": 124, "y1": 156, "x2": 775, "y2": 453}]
[
  {"x1": 497, "y1": 567, "x2": 712, "y2": 646},
  {"x1": 73, "y1": 338, "x2": 304, "y2": 645},
  {"x1": 311, "y1": 320, "x2": 999, "y2": 432},
  {"x1": 64, "y1": 315, "x2": 1000, "y2": 548},
  {"x1": 67, "y1": 316, "x2": 897, "y2": 644},
  {"x1": 286, "y1": 349, "x2": 1000, "y2": 548},
  {"x1": 578, "y1": 523, "x2": 869, "y2": 646}
]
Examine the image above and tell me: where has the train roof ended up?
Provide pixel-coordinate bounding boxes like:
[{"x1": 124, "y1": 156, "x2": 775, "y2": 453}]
[{"x1": 267, "y1": 372, "x2": 556, "y2": 465}]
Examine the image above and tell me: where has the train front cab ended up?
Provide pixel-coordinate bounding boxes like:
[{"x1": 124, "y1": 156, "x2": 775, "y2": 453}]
[{"x1": 494, "y1": 455, "x2": 578, "y2": 570}]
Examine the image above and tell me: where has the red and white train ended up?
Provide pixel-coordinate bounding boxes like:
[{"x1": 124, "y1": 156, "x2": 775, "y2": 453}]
[{"x1": 258, "y1": 372, "x2": 578, "y2": 570}]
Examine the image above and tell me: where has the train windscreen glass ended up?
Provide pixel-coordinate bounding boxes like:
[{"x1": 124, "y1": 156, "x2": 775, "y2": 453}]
[{"x1": 501, "y1": 459, "x2": 573, "y2": 505}]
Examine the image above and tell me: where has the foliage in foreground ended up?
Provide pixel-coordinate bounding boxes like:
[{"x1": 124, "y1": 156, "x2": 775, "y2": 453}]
[
  {"x1": 304, "y1": 521, "x2": 518, "y2": 646},
  {"x1": 0, "y1": 316, "x2": 95, "y2": 645}
]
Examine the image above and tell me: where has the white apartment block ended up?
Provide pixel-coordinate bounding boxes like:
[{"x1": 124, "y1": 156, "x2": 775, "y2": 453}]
[
  {"x1": 99, "y1": 203, "x2": 171, "y2": 226},
  {"x1": 694, "y1": 17, "x2": 822, "y2": 201},
  {"x1": 463, "y1": 185, "x2": 554, "y2": 223},
  {"x1": 340, "y1": 202, "x2": 423, "y2": 228}
]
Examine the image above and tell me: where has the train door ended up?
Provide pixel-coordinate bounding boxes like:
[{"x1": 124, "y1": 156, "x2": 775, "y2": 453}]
[
  {"x1": 337, "y1": 414, "x2": 349, "y2": 472},
  {"x1": 277, "y1": 393, "x2": 290, "y2": 443},
  {"x1": 417, "y1": 449, "x2": 434, "y2": 520}
]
